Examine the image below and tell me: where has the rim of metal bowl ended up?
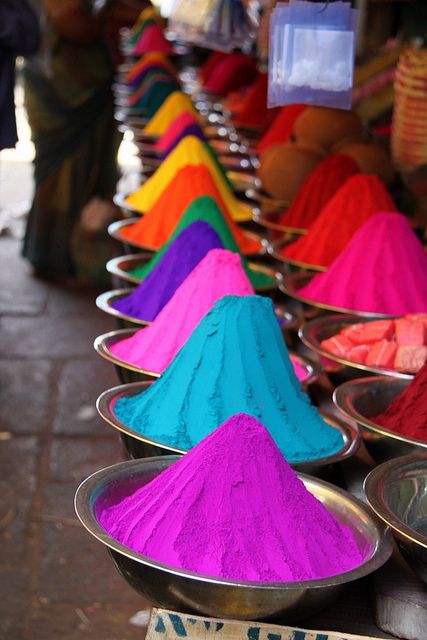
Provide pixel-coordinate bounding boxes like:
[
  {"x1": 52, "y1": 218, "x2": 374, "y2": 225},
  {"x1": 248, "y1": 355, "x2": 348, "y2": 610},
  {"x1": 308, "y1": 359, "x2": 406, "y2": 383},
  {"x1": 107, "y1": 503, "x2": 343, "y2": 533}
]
[
  {"x1": 108, "y1": 217, "x2": 265, "y2": 257},
  {"x1": 75, "y1": 456, "x2": 392, "y2": 589},
  {"x1": 364, "y1": 454, "x2": 427, "y2": 549},
  {"x1": 95, "y1": 381, "x2": 360, "y2": 468},
  {"x1": 113, "y1": 193, "x2": 143, "y2": 215},
  {"x1": 280, "y1": 272, "x2": 397, "y2": 319},
  {"x1": 94, "y1": 329, "x2": 159, "y2": 378},
  {"x1": 245, "y1": 188, "x2": 291, "y2": 210},
  {"x1": 106, "y1": 253, "x2": 154, "y2": 285},
  {"x1": 333, "y1": 376, "x2": 427, "y2": 450},
  {"x1": 268, "y1": 239, "x2": 327, "y2": 272},
  {"x1": 96, "y1": 290, "x2": 151, "y2": 327},
  {"x1": 299, "y1": 314, "x2": 415, "y2": 380},
  {"x1": 253, "y1": 210, "x2": 307, "y2": 237}
]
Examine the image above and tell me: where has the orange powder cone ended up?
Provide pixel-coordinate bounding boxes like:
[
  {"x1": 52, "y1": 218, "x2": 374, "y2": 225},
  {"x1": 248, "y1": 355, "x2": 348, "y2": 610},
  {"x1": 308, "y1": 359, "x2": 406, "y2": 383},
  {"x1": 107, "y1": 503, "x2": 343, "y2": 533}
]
[
  {"x1": 121, "y1": 164, "x2": 261, "y2": 254},
  {"x1": 143, "y1": 92, "x2": 199, "y2": 136},
  {"x1": 282, "y1": 174, "x2": 398, "y2": 268},
  {"x1": 125, "y1": 136, "x2": 253, "y2": 222}
]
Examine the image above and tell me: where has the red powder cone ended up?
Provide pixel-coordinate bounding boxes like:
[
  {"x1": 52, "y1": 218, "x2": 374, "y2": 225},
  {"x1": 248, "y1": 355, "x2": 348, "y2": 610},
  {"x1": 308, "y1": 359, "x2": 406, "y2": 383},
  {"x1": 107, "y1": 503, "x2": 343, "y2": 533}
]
[
  {"x1": 133, "y1": 24, "x2": 173, "y2": 55},
  {"x1": 199, "y1": 52, "x2": 227, "y2": 84},
  {"x1": 233, "y1": 74, "x2": 280, "y2": 132},
  {"x1": 203, "y1": 53, "x2": 258, "y2": 96},
  {"x1": 121, "y1": 164, "x2": 261, "y2": 254},
  {"x1": 256, "y1": 104, "x2": 307, "y2": 153},
  {"x1": 282, "y1": 174, "x2": 398, "y2": 268},
  {"x1": 278, "y1": 155, "x2": 360, "y2": 230}
]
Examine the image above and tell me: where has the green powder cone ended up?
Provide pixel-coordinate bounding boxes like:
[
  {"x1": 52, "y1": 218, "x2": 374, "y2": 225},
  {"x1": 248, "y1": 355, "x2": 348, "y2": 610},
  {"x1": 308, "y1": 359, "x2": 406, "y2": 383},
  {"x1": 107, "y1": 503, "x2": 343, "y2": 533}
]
[
  {"x1": 128, "y1": 18, "x2": 157, "y2": 47},
  {"x1": 128, "y1": 196, "x2": 274, "y2": 289}
]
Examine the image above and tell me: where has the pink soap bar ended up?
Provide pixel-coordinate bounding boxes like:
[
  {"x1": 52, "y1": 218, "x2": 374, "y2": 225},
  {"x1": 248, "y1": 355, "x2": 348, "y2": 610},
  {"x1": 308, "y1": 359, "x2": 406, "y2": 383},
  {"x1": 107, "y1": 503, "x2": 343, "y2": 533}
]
[
  {"x1": 395, "y1": 318, "x2": 427, "y2": 345},
  {"x1": 347, "y1": 344, "x2": 370, "y2": 365},
  {"x1": 394, "y1": 345, "x2": 427, "y2": 373},
  {"x1": 341, "y1": 323, "x2": 366, "y2": 344},
  {"x1": 365, "y1": 340, "x2": 397, "y2": 368},
  {"x1": 358, "y1": 320, "x2": 395, "y2": 344},
  {"x1": 321, "y1": 335, "x2": 353, "y2": 358}
]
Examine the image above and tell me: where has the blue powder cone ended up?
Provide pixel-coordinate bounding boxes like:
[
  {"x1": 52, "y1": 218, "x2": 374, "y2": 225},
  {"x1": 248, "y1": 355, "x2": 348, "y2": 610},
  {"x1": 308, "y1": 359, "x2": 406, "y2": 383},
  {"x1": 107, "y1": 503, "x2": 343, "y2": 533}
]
[
  {"x1": 112, "y1": 220, "x2": 224, "y2": 321},
  {"x1": 114, "y1": 295, "x2": 344, "y2": 462}
]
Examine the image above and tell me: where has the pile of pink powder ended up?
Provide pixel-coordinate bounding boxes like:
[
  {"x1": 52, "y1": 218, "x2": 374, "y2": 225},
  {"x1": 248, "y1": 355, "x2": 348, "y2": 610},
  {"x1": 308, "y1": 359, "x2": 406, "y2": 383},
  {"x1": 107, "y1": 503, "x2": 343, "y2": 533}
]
[{"x1": 98, "y1": 413, "x2": 364, "y2": 582}]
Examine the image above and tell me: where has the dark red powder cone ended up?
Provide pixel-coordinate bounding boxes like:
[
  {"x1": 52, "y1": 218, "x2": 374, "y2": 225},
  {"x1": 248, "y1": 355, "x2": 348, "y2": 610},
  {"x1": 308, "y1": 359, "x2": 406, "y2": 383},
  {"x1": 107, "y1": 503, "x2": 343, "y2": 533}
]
[
  {"x1": 233, "y1": 74, "x2": 280, "y2": 131},
  {"x1": 282, "y1": 174, "x2": 398, "y2": 268},
  {"x1": 278, "y1": 155, "x2": 360, "y2": 230},
  {"x1": 199, "y1": 51, "x2": 227, "y2": 84},
  {"x1": 256, "y1": 104, "x2": 307, "y2": 152},
  {"x1": 203, "y1": 53, "x2": 258, "y2": 96}
]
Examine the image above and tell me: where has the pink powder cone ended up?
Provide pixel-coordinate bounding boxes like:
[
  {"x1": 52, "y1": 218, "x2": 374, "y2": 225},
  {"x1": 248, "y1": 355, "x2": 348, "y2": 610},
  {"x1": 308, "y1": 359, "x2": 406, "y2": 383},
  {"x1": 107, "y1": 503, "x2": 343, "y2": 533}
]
[
  {"x1": 110, "y1": 249, "x2": 254, "y2": 372},
  {"x1": 99, "y1": 413, "x2": 364, "y2": 582},
  {"x1": 154, "y1": 112, "x2": 200, "y2": 152},
  {"x1": 133, "y1": 24, "x2": 173, "y2": 55},
  {"x1": 298, "y1": 212, "x2": 427, "y2": 315}
]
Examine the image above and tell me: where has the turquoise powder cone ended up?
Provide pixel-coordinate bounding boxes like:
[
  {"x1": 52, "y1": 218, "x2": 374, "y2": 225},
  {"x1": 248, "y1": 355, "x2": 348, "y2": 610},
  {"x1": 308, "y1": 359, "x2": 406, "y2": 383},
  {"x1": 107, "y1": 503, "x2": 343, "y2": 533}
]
[{"x1": 114, "y1": 295, "x2": 344, "y2": 462}]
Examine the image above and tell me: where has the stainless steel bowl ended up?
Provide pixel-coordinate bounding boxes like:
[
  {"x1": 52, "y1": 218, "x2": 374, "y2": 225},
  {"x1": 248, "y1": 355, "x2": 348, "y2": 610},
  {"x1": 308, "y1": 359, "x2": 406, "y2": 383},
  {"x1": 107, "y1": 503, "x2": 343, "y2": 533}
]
[
  {"x1": 108, "y1": 217, "x2": 265, "y2": 257},
  {"x1": 333, "y1": 376, "x2": 427, "y2": 462},
  {"x1": 96, "y1": 381, "x2": 359, "y2": 471},
  {"x1": 253, "y1": 210, "x2": 306, "y2": 244},
  {"x1": 268, "y1": 239, "x2": 327, "y2": 272},
  {"x1": 279, "y1": 273, "x2": 396, "y2": 321},
  {"x1": 299, "y1": 314, "x2": 414, "y2": 385},
  {"x1": 96, "y1": 289, "x2": 147, "y2": 330},
  {"x1": 75, "y1": 456, "x2": 392, "y2": 621},
  {"x1": 93, "y1": 312, "x2": 308, "y2": 386},
  {"x1": 364, "y1": 453, "x2": 427, "y2": 585}
]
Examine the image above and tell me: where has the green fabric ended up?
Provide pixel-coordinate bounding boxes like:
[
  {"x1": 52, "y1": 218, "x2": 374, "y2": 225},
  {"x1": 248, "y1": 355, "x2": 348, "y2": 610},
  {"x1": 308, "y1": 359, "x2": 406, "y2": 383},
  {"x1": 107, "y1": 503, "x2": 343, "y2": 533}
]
[{"x1": 128, "y1": 196, "x2": 274, "y2": 289}]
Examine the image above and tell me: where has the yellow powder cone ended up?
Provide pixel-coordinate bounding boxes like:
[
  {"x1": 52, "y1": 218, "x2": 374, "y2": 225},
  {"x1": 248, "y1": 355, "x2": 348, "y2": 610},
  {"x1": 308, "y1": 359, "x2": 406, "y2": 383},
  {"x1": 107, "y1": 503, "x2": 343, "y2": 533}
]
[
  {"x1": 125, "y1": 136, "x2": 253, "y2": 222},
  {"x1": 143, "y1": 92, "x2": 200, "y2": 136},
  {"x1": 134, "y1": 7, "x2": 158, "y2": 27}
]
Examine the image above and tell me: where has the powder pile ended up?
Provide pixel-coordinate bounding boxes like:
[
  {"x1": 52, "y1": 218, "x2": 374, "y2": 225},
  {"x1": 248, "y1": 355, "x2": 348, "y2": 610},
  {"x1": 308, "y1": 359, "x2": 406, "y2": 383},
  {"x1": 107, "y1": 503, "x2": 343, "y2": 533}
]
[
  {"x1": 143, "y1": 91, "x2": 199, "y2": 136},
  {"x1": 127, "y1": 53, "x2": 177, "y2": 89},
  {"x1": 112, "y1": 221, "x2": 224, "y2": 322},
  {"x1": 256, "y1": 104, "x2": 307, "y2": 152},
  {"x1": 132, "y1": 23, "x2": 174, "y2": 55},
  {"x1": 113, "y1": 295, "x2": 344, "y2": 461},
  {"x1": 129, "y1": 79, "x2": 179, "y2": 118},
  {"x1": 278, "y1": 155, "x2": 360, "y2": 230},
  {"x1": 126, "y1": 196, "x2": 273, "y2": 289},
  {"x1": 111, "y1": 249, "x2": 255, "y2": 373},
  {"x1": 298, "y1": 212, "x2": 427, "y2": 316},
  {"x1": 122, "y1": 166, "x2": 260, "y2": 253},
  {"x1": 203, "y1": 53, "x2": 257, "y2": 95},
  {"x1": 282, "y1": 174, "x2": 397, "y2": 268},
  {"x1": 129, "y1": 70, "x2": 178, "y2": 107},
  {"x1": 199, "y1": 51, "x2": 227, "y2": 84},
  {"x1": 374, "y1": 362, "x2": 427, "y2": 441},
  {"x1": 153, "y1": 112, "x2": 200, "y2": 152},
  {"x1": 232, "y1": 74, "x2": 279, "y2": 132},
  {"x1": 124, "y1": 136, "x2": 252, "y2": 222},
  {"x1": 320, "y1": 314, "x2": 427, "y2": 373},
  {"x1": 98, "y1": 413, "x2": 363, "y2": 582},
  {"x1": 127, "y1": 17, "x2": 157, "y2": 49}
]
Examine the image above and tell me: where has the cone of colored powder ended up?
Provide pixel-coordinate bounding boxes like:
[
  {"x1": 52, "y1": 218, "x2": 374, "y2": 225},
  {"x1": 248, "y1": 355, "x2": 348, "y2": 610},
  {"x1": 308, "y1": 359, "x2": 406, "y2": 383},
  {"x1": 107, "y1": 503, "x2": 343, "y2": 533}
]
[
  {"x1": 132, "y1": 24, "x2": 173, "y2": 55},
  {"x1": 199, "y1": 51, "x2": 227, "y2": 84},
  {"x1": 113, "y1": 295, "x2": 344, "y2": 461},
  {"x1": 127, "y1": 17, "x2": 158, "y2": 49},
  {"x1": 158, "y1": 123, "x2": 207, "y2": 159},
  {"x1": 112, "y1": 221, "x2": 224, "y2": 321},
  {"x1": 111, "y1": 249, "x2": 255, "y2": 372},
  {"x1": 128, "y1": 69, "x2": 177, "y2": 106},
  {"x1": 233, "y1": 74, "x2": 279, "y2": 132},
  {"x1": 153, "y1": 112, "x2": 200, "y2": 152},
  {"x1": 127, "y1": 7, "x2": 158, "y2": 43},
  {"x1": 98, "y1": 413, "x2": 363, "y2": 582},
  {"x1": 282, "y1": 174, "x2": 398, "y2": 268},
  {"x1": 278, "y1": 155, "x2": 360, "y2": 230},
  {"x1": 122, "y1": 167, "x2": 261, "y2": 254},
  {"x1": 297, "y1": 212, "x2": 427, "y2": 315},
  {"x1": 124, "y1": 136, "x2": 252, "y2": 222},
  {"x1": 127, "y1": 54, "x2": 177, "y2": 88},
  {"x1": 143, "y1": 92, "x2": 199, "y2": 136},
  {"x1": 374, "y1": 362, "x2": 427, "y2": 442},
  {"x1": 256, "y1": 104, "x2": 307, "y2": 153},
  {"x1": 203, "y1": 53, "x2": 258, "y2": 96},
  {"x1": 128, "y1": 64, "x2": 172, "y2": 92},
  {"x1": 129, "y1": 79, "x2": 179, "y2": 117},
  {"x1": 127, "y1": 195, "x2": 272, "y2": 288}
]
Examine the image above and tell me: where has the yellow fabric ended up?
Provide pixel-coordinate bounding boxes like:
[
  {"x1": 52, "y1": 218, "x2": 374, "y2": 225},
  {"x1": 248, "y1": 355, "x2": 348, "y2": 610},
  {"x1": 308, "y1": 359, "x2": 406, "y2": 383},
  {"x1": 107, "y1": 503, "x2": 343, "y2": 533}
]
[
  {"x1": 143, "y1": 92, "x2": 200, "y2": 136},
  {"x1": 125, "y1": 136, "x2": 252, "y2": 222}
]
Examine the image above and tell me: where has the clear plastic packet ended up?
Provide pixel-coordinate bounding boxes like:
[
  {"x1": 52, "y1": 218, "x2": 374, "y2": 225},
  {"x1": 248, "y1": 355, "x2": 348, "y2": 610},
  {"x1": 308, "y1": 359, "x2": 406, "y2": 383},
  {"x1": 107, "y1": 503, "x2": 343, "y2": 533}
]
[{"x1": 268, "y1": 0, "x2": 360, "y2": 110}]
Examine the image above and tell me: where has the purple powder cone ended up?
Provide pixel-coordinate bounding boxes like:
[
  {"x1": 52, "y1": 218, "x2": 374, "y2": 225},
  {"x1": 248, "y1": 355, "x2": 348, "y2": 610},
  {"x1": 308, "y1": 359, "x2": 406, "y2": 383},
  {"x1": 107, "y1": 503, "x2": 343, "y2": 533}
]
[
  {"x1": 159, "y1": 123, "x2": 207, "y2": 159},
  {"x1": 112, "y1": 220, "x2": 224, "y2": 321}
]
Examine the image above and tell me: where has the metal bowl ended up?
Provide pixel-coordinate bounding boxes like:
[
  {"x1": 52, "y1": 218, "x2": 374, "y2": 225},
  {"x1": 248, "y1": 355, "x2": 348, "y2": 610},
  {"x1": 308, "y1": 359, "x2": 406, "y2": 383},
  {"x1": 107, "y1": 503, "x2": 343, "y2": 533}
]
[
  {"x1": 253, "y1": 210, "x2": 307, "y2": 244},
  {"x1": 104, "y1": 255, "x2": 278, "y2": 295},
  {"x1": 268, "y1": 239, "x2": 326, "y2": 272},
  {"x1": 299, "y1": 314, "x2": 414, "y2": 385},
  {"x1": 245, "y1": 188, "x2": 291, "y2": 213},
  {"x1": 93, "y1": 327, "x2": 314, "y2": 387},
  {"x1": 96, "y1": 381, "x2": 359, "y2": 471},
  {"x1": 108, "y1": 217, "x2": 265, "y2": 257},
  {"x1": 278, "y1": 273, "x2": 396, "y2": 320},
  {"x1": 75, "y1": 456, "x2": 391, "y2": 621},
  {"x1": 364, "y1": 453, "x2": 427, "y2": 585},
  {"x1": 333, "y1": 376, "x2": 427, "y2": 462}
]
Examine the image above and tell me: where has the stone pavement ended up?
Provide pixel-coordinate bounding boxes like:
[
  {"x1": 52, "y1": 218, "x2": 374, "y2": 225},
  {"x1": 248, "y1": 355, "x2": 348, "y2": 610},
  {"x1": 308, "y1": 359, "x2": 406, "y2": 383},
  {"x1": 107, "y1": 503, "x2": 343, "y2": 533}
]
[{"x1": 0, "y1": 235, "x2": 150, "y2": 640}]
